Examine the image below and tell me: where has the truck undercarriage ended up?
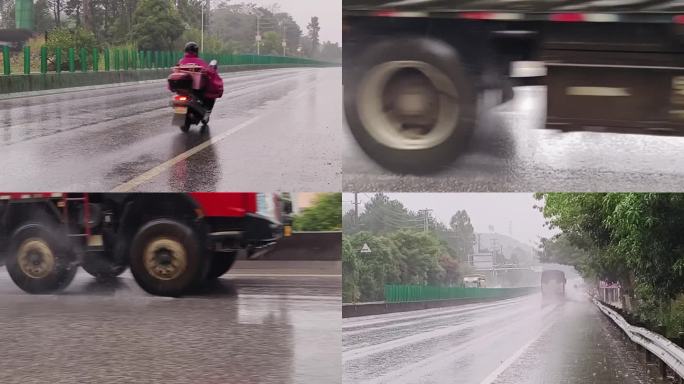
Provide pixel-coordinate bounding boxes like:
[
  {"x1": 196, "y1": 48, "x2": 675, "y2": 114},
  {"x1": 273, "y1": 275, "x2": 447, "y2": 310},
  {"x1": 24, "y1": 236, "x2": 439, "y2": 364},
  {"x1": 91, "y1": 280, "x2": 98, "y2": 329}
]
[{"x1": 343, "y1": 10, "x2": 684, "y2": 171}]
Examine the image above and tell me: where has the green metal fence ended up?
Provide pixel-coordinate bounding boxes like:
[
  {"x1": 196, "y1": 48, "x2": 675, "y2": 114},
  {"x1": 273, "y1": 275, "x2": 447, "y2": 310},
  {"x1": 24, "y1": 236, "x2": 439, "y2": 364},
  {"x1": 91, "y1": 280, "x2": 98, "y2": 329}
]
[
  {"x1": 384, "y1": 284, "x2": 538, "y2": 303},
  {"x1": 0, "y1": 46, "x2": 332, "y2": 76}
]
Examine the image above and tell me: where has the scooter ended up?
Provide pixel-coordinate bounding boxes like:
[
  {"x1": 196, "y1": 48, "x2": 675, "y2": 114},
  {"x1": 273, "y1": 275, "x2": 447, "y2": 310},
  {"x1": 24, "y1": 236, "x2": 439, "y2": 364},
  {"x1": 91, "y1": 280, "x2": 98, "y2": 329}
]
[{"x1": 167, "y1": 60, "x2": 218, "y2": 133}]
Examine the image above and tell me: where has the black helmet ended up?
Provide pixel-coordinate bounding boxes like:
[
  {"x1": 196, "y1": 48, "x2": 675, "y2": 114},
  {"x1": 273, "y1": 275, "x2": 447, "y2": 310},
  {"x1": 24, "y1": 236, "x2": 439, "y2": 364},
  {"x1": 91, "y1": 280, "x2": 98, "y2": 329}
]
[{"x1": 184, "y1": 42, "x2": 199, "y2": 54}]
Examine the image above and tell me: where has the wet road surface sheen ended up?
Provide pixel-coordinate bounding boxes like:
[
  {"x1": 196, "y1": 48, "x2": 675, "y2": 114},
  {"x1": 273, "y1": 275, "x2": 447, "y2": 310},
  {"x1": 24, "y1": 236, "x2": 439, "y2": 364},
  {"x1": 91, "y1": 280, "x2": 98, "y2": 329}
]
[
  {"x1": 342, "y1": 294, "x2": 663, "y2": 384},
  {"x1": 0, "y1": 67, "x2": 341, "y2": 192},
  {"x1": 0, "y1": 265, "x2": 341, "y2": 384},
  {"x1": 343, "y1": 86, "x2": 684, "y2": 192}
]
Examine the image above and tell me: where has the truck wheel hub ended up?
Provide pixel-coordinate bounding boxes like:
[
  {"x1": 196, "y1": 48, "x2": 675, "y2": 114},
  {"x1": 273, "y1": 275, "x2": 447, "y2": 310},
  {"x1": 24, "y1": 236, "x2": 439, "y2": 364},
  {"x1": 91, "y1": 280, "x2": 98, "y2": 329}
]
[
  {"x1": 358, "y1": 60, "x2": 460, "y2": 150},
  {"x1": 17, "y1": 238, "x2": 55, "y2": 279},
  {"x1": 143, "y1": 238, "x2": 187, "y2": 281}
]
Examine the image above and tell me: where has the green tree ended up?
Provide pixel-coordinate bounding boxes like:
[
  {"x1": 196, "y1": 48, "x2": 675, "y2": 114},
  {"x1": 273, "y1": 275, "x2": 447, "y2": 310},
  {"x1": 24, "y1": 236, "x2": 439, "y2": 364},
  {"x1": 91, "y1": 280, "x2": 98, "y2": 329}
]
[
  {"x1": 34, "y1": 0, "x2": 55, "y2": 33},
  {"x1": 306, "y1": 16, "x2": 319, "y2": 54},
  {"x1": 342, "y1": 198, "x2": 469, "y2": 301},
  {"x1": 44, "y1": 26, "x2": 98, "y2": 70},
  {"x1": 342, "y1": 237, "x2": 361, "y2": 303},
  {"x1": 130, "y1": 0, "x2": 183, "y2": 50},
  {"x1": 0, "y1": 0, "x2": 15, "y2": 28},
  {"x1": 448, "y1": 210, "x2": 475, "y2": 262},
  {"x1": 537, "y1": 234, "x2": 591, "y2": 272},
  {"x1": 179, "y1": 27, "x2": 224, "y2": 53},
  {"x1": 293, "y1": 193, "x2": 341, "y2": 231},
  {"x1": 390, "y1": 229, "x2": 443, "y2": 285},
  {"x1": 342, "y1": 209, "x2": 358, "y2": 235},
  {"x1": 46, "y1": 26, "x2": 99, "y2": 51},
  {"x1": 260, "y1": 31, "x2": 282, "y2": 55},
  {"x1": 538, "y1": 193, "x2": 684, "y2": 334},
  {"x1": 343, "y1": 232, "x2": 401, "y2": 302},
  {"x1": 353, "y1": 193, "x2": 420, "y2": 234},
  {"x1": 177, "y1": 0, "x2": 203, "y2": 29},
  {"x1": 317, "y1": 41, "x2": 341, "y2": 63}
]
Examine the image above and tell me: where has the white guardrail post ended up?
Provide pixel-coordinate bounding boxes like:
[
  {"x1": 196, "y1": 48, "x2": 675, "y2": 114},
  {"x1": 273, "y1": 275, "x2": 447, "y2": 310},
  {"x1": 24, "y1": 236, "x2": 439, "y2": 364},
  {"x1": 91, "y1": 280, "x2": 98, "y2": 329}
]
[{"x1": 593, "y1": 298, "x2": 684, "y2": 379}]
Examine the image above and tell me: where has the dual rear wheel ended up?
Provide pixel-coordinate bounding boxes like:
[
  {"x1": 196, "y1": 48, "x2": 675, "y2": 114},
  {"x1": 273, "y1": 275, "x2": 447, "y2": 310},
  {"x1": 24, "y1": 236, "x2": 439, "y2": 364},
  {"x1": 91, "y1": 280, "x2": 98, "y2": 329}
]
[{"x1": 6, "y1": 219, "x2": 235, "y2": 297}]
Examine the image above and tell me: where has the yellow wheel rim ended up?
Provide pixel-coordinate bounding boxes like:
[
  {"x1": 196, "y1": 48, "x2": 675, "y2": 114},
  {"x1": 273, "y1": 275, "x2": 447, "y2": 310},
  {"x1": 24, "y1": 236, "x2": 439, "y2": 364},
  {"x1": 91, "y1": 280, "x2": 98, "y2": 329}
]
[
  {"x1": 17, "y1": 238, "x2": 56, "y2": 279},
  {"x1": 143, "y1": 237, "x2": 188, "y2": 281}
]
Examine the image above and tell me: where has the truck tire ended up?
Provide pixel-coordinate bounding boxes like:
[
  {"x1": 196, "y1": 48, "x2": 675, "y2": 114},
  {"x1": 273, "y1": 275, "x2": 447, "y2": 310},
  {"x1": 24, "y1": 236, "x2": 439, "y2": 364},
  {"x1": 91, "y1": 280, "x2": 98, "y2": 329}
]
[
  {"x1": 129, "y1": 219, "x2": 206, "y2": 297},
  {"x1": 345, "y1": 37, "x2": 476, "y2": 173},
  {"x1": 81, "y1": 257, "x2": 127, "y2": 279},
  {"x1": 6, "y1": 223, "x2": 77, "y2": 294},
  {"x1": 206, "y1": 251, "x2": 237, "y2": 280}
]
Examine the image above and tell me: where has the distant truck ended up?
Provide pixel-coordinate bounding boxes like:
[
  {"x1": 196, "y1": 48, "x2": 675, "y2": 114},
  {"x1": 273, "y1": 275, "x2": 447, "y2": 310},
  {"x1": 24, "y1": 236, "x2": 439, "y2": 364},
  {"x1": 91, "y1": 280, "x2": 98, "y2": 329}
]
[
  {"x1": 463, "y1": 274, "x2": 487, "y2": 288},
  {"x1": 541, "y1": 269, "x2": 566, "y2": 298},
  {"x1": 343, "y1": 1, "x2": 684, "y2": 172},
  {"x1": 0, "y1": 193, "x2": 291, "y2": 296}
]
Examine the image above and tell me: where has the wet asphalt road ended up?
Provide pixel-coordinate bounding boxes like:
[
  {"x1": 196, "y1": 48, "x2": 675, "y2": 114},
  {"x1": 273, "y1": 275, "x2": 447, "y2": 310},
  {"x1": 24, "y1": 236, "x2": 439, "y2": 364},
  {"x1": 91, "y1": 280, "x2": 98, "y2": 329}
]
[
  {"x1": 0, "y1": 67, "x2": 341, "y2": 192},
  {"x1": 342, "y1": 290, "x2": 663, "y2": 384},
  {"x1": 343, "y1": 86, "x2": 684, "y2": 192},
  {"x1": 0, "y1": 262, "x2": 341, "y2": 384}
]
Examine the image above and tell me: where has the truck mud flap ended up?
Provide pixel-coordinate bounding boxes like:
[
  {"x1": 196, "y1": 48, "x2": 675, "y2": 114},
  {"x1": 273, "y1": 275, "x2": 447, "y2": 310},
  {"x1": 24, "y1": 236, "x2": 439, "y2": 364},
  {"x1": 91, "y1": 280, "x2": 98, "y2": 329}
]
[{"x1": 545, "y1": 63, "x2": 684, "y2": 135}]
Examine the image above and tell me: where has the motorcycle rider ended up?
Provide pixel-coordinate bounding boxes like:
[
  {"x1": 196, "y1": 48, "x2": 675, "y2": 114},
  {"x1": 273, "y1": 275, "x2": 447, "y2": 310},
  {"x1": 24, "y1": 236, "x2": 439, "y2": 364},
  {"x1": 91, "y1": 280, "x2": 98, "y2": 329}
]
[{"x1": 178, "y1": 41, "x2": 216, "y2": 123}]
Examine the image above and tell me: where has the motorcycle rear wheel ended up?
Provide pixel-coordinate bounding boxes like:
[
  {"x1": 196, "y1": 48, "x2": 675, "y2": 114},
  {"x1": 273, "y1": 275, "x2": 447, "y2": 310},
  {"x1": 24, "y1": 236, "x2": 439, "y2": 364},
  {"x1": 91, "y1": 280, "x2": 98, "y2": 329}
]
[{"x1": 180, "y1": 115, "x2": 191, "y2": 133}]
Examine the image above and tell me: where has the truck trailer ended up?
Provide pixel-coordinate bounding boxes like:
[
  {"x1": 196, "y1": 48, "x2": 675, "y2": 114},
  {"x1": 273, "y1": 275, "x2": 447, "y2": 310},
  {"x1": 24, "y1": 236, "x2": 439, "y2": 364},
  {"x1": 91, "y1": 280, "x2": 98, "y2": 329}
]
[
  {"x1": 343, "y1": 0, "x2": 684, "y2": 172},
  {"x1": 0, "y1": 193, "x2": 291, "y2": 296}
]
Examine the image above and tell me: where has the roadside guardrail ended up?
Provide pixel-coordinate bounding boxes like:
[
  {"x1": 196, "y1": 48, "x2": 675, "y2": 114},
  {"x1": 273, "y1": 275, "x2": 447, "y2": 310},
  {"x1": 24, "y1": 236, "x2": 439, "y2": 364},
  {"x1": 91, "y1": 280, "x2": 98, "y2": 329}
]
[
  {"x1": 344, "y1": 286, "x2": 539, "y2": 318},
  {"x1": 594, "y1": 298, "x2": 684, "y2": 380},
  {"x1": 0, "y1": 47, "x2": 338, "y2": 94},
  {"x1": 0, "y1": 46, "x2": 333, "y2": 76}
]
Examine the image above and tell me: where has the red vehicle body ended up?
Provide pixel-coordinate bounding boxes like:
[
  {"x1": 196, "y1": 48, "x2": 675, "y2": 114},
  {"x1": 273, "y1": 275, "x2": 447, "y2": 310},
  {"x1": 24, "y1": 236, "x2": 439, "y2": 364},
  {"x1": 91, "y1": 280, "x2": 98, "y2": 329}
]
[{"x1": 0, "y1": 193, "x2": 291, "y2": 296}]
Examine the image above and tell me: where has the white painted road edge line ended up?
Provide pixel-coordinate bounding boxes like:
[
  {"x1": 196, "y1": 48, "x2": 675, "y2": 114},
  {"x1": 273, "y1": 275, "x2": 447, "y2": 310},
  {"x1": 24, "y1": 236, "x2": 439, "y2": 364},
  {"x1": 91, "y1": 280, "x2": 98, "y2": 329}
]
[
  {"x1": 111, "y1": 84, "x2": 315, "y2": 192},
  {"x1": 479, "y1": 318, "x2": 557, "y2": 384},
  {"x1": 342, "y1": 295, "x2": 530, "y2": 329},
  {"x1": 362, "y1": 304, "x2": 558, "y2": 384}
]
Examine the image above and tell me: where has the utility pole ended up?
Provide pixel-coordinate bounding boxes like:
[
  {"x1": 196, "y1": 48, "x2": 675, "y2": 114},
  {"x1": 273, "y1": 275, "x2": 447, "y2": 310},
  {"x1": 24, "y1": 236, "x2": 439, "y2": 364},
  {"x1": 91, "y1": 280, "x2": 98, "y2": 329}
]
[
  {"x1": 256, "y1": 15, "x2": 261, "y2": 56},
  {"x1": 200, "y1": 1, "x2": 204, "y2": 53},
  {"x1": 418, "y1": 209, "x2": 433, "y2": 232},
  {"x1": 206, "y1": 0, "x2": 210, "y2": 35},
  {"x1": 282, "y1": 24, "x2": 287, "y2": 56},
  {"x1": 353, "y1": 193, "x2": 359, "y2": 224}
]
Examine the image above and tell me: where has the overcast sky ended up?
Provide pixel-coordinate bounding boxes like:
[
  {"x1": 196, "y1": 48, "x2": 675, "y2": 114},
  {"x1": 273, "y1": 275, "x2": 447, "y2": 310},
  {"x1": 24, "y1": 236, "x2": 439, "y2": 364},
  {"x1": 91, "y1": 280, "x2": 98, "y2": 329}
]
[
  {"x1": 343, "y1": 193, "x2": 558, "y2": 247},
  {"x1": 243, "y1": 1, "x2": 342, "y2": 44}
]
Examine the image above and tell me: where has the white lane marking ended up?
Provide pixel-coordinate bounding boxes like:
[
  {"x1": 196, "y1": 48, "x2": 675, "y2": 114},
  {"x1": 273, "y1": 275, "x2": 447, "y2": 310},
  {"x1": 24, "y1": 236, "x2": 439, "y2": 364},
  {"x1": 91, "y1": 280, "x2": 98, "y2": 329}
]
[
  {"x1": 366, "y1": 304, "x2": 558, "y2": 384},
  {"x1": 343, "y1": 302, "x2": 536, "y2": 361},
  {"x1": 479, "y1": 319, "x2": 557, "y2": 384},
  {"x1": 343, "y1": 296, "x2": 531, "y2": 329},
  {"x1": 343, "y1": 298, "x2": 529, "y2": 336},
  {"x1": 110, "y1": 84, "x2": 315, "y2": 192},
  {"x1": 110, "y1": 114, "x2": 261, "y2": 192}
]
